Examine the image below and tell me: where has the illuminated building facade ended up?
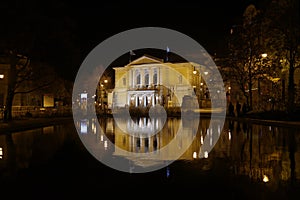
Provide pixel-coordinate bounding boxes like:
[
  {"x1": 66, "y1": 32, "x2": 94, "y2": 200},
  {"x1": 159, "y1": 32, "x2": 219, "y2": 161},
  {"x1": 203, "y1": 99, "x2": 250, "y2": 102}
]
[{"x1": 112, "y1": 55, "x2": 204, "y2": 109}]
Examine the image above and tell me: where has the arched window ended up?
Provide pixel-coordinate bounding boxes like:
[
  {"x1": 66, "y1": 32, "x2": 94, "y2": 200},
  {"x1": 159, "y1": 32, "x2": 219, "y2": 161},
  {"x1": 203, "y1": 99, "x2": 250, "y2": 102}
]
[
  {"x1": 145, "y1": 72, "x2": 149, "y2": 86},
  {"x1": 136, "y1": 70, "x2": 141, "y2": 86},
  {"x1": 153, "y1": 69, "x2": 157, "y2": 85},
  {"x1": 178, "y1": 75, "x2": 182, "y2": 84}
]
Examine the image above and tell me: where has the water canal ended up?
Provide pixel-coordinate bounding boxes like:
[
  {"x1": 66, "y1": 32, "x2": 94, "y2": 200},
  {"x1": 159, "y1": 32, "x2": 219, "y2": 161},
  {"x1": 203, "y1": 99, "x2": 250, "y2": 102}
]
[{"x1": 0, "y1": 117, "x2": 299, "y2": 199}]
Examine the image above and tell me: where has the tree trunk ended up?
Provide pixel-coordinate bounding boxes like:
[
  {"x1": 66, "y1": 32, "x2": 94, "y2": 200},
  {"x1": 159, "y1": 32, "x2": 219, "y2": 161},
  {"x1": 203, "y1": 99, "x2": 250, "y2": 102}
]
[
  {"x1": 248, "y1": 81, "x2": 253, "y2": 111},
  {"x1": 3, "y1": 90, "x2": 14, "y2": 121},
  {"x1": 3, "y1": 52, "x2": 17, "y2": 122},
  {"x1": 287, "y1": 57, "x2": 295, "y2": 113}
]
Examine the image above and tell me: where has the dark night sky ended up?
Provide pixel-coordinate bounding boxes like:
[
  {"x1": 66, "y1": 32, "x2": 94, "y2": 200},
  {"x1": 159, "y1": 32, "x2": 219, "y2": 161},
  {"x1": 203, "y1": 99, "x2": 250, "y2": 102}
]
[{"x1": 0, "y1": 0, "x2": 262, "y2": 81}]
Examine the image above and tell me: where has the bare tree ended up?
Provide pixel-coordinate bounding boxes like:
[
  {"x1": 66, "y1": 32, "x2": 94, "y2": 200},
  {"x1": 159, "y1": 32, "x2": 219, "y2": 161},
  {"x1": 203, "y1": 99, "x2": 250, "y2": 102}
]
[
  {"x1": 264, "y1": 0, "x2": 300, "y2": 113},
  {"x1": 3, "y1": 51, "x2": 55, "y2": 121}
]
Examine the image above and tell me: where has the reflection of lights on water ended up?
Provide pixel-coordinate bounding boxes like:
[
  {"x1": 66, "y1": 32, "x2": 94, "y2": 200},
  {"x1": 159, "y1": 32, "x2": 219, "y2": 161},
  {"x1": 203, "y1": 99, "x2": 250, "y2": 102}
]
[
  {"x1": 200, "y1": 136, "x2": 204, "y2": 144},
  {"x1": 80, "y1": 120, "x2": 88, "y2": 134},
  {"x1": 166, "y1": 167, "x2": 170, "y2": 178},
  {"x1": 204, "y1": 151, "x2": 208, "y2": 158},
  {"x1": 193, "y1": 151, "x2": 197, "y2": 159},
  {"x1": 92, "y1": 119, "x2": 97, "y2": 134},
  {"x1": 104, "y1": 140, "x2": 108, "y2": 150},
  {"x1": 229, "y1": 131, "x2": 231, "y2": 140},
  {"x1": 0, "y1": 147, "x2": 3, "y2": 159},
  {"x1": 263, "y1": 175, "x2": 269, "y2": 182},
  {"x1": 100, "y1": 135, "x2": 104, "y2": 142}
]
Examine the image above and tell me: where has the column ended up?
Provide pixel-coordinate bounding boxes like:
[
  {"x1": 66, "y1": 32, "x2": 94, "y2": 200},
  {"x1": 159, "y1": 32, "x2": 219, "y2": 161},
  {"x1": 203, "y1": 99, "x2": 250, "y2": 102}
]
[
  {"x1": 127, "y1": 93, "x2": 130, "y2": 106},
  {"x1": 129, "y1": 70, "x2": 132, "y2": 88},
  {"x1": 158, "y1": 67, "x2": 160, "y2": 85},
  {"x1": 132, "y1": 69, "x2": 135, "y2": 88},
  {"x1": 149, "y1": 68, "x2": 153, "y2": 86},
  {"x1": 152, "y1": 94, "x2": 155, "y2": 106},
  {"x1": 140, "y1": 69, "x2": 144, "y2": 87}
]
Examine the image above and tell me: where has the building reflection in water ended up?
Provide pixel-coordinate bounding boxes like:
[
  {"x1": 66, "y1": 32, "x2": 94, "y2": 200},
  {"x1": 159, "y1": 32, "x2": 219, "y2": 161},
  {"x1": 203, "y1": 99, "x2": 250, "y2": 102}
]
[
  {"x1": 0, "y1": 117, "x2": 299, "y2": 186},
  {"x1": 76, "y1": 115, "x2": 225, "y2": 171},
  {"x1": 75, "y1": 117, "x2": 300, "y2": 185}
]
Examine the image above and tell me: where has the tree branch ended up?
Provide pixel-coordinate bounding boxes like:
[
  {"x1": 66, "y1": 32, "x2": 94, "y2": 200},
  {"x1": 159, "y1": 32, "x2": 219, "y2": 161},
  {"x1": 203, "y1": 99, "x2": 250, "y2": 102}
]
[{"x1": 14, "y1": 80, "x2": 55, "y2": 94}]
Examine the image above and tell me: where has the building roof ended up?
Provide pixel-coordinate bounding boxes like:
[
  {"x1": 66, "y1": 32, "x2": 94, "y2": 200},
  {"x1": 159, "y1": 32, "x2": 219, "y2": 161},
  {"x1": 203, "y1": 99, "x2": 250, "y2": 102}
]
[{"x1": 127, "y1": 54, "x2": 164, "y2": 66}]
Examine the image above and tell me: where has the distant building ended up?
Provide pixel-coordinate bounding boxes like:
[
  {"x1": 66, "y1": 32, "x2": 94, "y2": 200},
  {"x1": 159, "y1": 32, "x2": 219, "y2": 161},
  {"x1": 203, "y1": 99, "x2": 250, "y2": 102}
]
[
  {"x1": 112, "y1": 55, "x2": 207, "y2": 109},
  {"x1": 0, "y1": 55, "x2": 72, "y2": 118}
]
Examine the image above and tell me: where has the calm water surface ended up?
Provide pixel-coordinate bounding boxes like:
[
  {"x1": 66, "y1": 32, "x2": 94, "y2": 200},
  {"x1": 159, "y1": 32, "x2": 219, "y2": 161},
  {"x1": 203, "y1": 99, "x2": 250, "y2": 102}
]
[{"x1": 0, "y1": 117, "x2": 299, "y2": 199}]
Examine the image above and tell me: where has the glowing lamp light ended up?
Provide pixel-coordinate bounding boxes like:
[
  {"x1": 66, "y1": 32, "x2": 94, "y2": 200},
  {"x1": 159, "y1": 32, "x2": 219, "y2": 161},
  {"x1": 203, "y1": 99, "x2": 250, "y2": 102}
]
[
  {"x1": 104, "y1": 140, "x2": 108, "y2": 150},
  {"x1": 104, "y1": 79, "x2": 108, "y2": 83},
  {"x1": 0, "y1": 74, "x2": 4, "y2": 79},
  {"x1": 204, "y1": 151, "x2": 208, "y2": 158},
  {"x1": 261, "y1": 53, "x2": 268, "y2": 58},
  {"x1": 193, "y1": 66, "x2": 197, "y2": 74},
  {"x1": 204, "y1": 71, "x2": 208, "y2": 75},
  {"x1": 193, "y1": 151, "x2": 197, "y2": 159},
  {"x1": 263, "y1": 175, "x2": 269, "y2": 183}
]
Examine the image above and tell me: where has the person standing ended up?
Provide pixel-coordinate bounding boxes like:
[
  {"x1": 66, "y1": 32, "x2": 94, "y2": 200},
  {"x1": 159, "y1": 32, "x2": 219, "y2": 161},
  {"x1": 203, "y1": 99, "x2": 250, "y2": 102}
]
[{"x1": 242, "y1": 103, "x2": 248, "y2": 116}]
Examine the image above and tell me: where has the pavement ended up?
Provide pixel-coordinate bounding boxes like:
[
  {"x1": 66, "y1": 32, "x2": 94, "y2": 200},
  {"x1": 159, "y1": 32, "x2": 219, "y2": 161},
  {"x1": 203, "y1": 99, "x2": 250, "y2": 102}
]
[
  {"x1": 226, "y1": 115, "x2": 300, "y2": 128},
  {"x1": 0, "y1": 117, "x2": 73, "y2": 134}
]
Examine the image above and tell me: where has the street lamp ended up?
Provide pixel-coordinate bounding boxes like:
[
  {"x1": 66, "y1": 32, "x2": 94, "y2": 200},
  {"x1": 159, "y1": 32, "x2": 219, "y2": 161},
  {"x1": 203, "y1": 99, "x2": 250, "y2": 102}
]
[
  {"x1": 99, "y1": 80, "x2": 109, "y2": 114},
  {"x1": 261, "y1": 53, "x2": 267, "y2": 58},
  {"x1": 193, "y1": 66, "x2": 197, "y2": 75}
]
